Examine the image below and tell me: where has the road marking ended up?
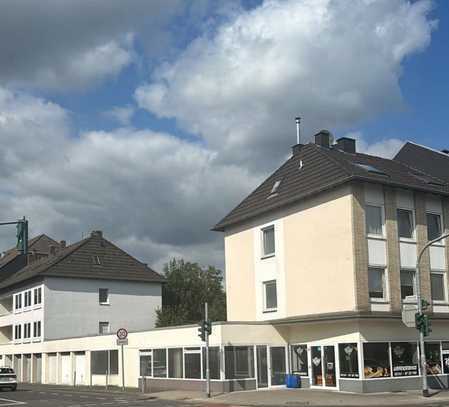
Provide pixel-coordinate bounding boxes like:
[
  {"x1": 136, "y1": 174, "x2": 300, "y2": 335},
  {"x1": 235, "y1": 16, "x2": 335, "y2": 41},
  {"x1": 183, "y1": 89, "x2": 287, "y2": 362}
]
[{"x1": 0, "y1": 398, "x2": 27, "y2": 406}]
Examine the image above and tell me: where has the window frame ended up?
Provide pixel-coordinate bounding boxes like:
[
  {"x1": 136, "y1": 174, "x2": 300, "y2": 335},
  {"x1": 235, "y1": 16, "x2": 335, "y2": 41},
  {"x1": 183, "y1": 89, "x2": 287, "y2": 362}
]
[
  {"x1": 263, "y1": 280, "x2": 278, "y2": 312},
  {"x1": 14, "y1": 324, "x2": 22, "y2": 341},
  {"x1": 365, "y1": 204, "x2": 385, "y2": 238},
  {"x1": 400, "y1": 269, "x2": 417, "y2": 302},
  {"x1": 99, "y1": 321, "x2": 110, "y2": 335},
  {"x1": 99, "y1": 288, "x2": 109, "y2": 305},
  {"x1": 397, "y1": 208, "x2": 416, "y2": 241},
  {"x1": 368, "y1": 267, "x2": 388, "y2": 303},
  {"x1": 33, "y1": 287, "x2": 42, "y2": 306},
  {"x1": 261, "y1": 225, "x2": 275, "y2": 258},
  {"x1": 430, "y1": 271, "x2": 447, "y2": 304},
  {"x1": 14, "y1": 293, "x2": 22, "y2": 311},
  {"x1": 33, "y1": 321, "x2": 42, "y2": 338},
  {"x1": 426, "y1": 212, "x2": 444, "y2": 243}
]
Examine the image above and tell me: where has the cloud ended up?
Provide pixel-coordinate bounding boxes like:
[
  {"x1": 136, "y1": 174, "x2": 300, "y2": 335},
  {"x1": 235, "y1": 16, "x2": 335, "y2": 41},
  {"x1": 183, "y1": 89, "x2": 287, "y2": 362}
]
[
  {"x1": 0, "y1": 87, "x2": 257, "y2": 269},
  {"x1": 103, "y1": 105, "x2": 135, "y2": 126},
  {"x1": 345, "y1": 131, "x2": 405, "y2": 159},
  {"x1": 136, "y1": 0, "x2": 435, "y2": 171}
]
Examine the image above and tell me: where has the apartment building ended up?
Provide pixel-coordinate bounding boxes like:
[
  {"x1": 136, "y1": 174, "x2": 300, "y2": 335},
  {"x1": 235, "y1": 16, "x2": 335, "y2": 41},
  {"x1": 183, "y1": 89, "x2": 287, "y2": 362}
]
[
  {"x1": 212, "y1": 132, "x2": 449, "y2": 392},
  {"x1": 0, "y1": 230, "x2": 164, "y2": 383}
]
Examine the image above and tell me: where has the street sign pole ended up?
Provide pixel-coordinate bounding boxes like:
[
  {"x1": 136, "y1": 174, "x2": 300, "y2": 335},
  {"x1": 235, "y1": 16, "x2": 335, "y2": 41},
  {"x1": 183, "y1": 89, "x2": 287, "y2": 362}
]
[
  {"x1": 205, "y1": 302, "x2": 210, "y2": 398},
  {"x1": 116, "y1": 328, "x2": 128, "y2": 392},
  {"x1": 121, "y1": 342, "x2": 125, "y2": 391}
]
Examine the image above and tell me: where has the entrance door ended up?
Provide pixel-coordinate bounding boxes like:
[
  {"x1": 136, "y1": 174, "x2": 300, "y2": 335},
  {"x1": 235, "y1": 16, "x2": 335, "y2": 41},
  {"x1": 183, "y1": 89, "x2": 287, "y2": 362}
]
[
  {"x1": 270, "y1": 347, "x2": 286, "y2": 386},
  {"x1": 48, "y1": 353, "x2": 57, "y2": 384},
  {"x1": 61, "y1": 353, "x2": 71, "y2": 385},
  {"x1": 75, "y1": 352, "x2": 86, "y2": 385},
  {"x1": 256, "y1": 346, "x2": 268, "y2": 388},
  {"x1": 33, "y1": 354, "x2": 42, "y2": 383},
  {"x1": 310, "y1": 345, "x2": 337, "y2": 389}
]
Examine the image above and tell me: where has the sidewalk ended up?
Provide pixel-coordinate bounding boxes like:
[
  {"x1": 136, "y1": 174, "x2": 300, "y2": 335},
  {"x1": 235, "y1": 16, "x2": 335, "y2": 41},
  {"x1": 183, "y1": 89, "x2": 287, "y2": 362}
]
[{"x1": 145, "y1": 388, "x2": 449, "y2": 407}]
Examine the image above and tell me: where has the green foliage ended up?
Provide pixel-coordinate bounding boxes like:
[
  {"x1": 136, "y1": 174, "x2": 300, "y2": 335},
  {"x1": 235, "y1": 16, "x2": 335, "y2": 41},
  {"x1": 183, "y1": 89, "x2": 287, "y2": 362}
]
[{"x1": 155, "y1": 258, "x2": 226, "y2": 327}]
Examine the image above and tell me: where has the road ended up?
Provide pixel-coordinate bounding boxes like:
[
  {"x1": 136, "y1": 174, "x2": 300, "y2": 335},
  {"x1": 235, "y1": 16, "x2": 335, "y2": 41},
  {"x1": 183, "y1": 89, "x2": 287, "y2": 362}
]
[{"x1": 0, "y1": 387, "x2": 194, "y2": 407}]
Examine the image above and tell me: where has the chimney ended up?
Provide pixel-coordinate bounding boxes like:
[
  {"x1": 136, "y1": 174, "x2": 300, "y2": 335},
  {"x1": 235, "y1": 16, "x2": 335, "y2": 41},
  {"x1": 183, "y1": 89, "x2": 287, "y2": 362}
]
[
  {"x1": 60, "y1": 240, "x2": 66, "y2": 249},
  {"x1": 335, "y1": 137, "x2": 356, "y2": 154},
  {"x1": 314, "y1": 130, "x2": 331, "y2": 148},
  {"x1": 91, "y1": 230, "x2": 103, "y2": 238}
]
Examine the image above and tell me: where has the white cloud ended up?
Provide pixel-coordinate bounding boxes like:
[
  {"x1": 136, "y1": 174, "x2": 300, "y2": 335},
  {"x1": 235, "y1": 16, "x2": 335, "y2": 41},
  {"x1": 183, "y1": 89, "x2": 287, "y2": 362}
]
[
  {"x1": 136, "y1": 0, "x2": 435, "y2": 170},
  {"x1": 0, "y1": 87, "x2": 257, "y2": 269},
  {"x1": 103, "y1": 105, "x2": 135, "y2": 126},
  {"x1": 344, "y1": 131, "x2": 405, "y2": 159}
]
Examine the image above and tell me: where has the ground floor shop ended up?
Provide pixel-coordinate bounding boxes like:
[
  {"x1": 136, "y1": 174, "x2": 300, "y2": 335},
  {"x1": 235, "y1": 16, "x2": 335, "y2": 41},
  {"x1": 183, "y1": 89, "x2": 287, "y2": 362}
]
[{"x1": 0, "y1": 318, "x2": 448, "y2": 393}]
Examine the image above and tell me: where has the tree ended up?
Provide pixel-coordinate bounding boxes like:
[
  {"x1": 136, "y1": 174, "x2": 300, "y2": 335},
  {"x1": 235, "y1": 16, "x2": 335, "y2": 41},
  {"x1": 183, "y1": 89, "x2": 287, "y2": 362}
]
[{"x1": 155, "y1": 258, "x2": 227, "y2": 327}]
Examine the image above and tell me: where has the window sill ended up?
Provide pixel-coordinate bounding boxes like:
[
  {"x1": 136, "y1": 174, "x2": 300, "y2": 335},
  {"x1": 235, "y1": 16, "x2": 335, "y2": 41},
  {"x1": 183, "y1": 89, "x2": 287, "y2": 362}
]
[
  {"x1": 99, "y1": 303, "x2": 110, "y2": 306},
  {"x1": 263, "y1": 309, "x2": 277, "y2": 314},
  {"x1": 399, "y1": 238, "x2": 416, "y2": 244},
  {"x1": 370, "y1": 298, "x2": 389, "y2": 304},
  {"x1": 366, "y1": 235, "x2": 386, "y2": 241},
  {"x1": 261, "y1": 254, "x2": 275, "y2": 260}
]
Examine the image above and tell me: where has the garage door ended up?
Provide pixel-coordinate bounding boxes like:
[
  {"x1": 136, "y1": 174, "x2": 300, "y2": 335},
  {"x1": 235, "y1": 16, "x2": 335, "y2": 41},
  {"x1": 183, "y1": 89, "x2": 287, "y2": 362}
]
[
  {"x1": 48, "y1": 353, "x2": 57, "y2": 384},
  {"x1": 60, "y1": 353, "x2": 71, "y2": 385},
  {"x1": 75, "y1": 352, "x2": 86, "y2": 385},
  {"x1": 13, "y1": 355, "x2": 22, "y2": 382},
  {"x1": 23, "y1": 354, "x2": 31, "y2": 383},
  {"x1": 33, "y1": 354, "x2": 42, "y2": 383}
]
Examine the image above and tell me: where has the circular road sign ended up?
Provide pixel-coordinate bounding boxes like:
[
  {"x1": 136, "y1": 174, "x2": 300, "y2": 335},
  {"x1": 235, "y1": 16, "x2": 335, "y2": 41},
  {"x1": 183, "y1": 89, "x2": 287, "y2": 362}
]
[{"x1": 117, "y1": 328, "x2": 128, "y2": 340}]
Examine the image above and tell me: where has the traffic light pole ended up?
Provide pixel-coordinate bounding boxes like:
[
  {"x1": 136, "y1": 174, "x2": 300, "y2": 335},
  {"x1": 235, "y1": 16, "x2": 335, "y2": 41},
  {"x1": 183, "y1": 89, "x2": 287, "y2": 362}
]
[
  {"x1": 205, "y1": 302, "x2": 210, "y2": 398},
  {"x1": 416, "y1": 232, "x2": 449, "y2": 397},
  {"x1": 0, "y1": 217, "x2": 28, "y2": 254}
]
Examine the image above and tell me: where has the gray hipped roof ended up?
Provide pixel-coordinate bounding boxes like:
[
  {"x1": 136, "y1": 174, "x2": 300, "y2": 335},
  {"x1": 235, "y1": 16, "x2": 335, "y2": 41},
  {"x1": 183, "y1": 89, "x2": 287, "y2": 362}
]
[{"x1": 214, "y1": 142, "x2": 449, "y2": 231}]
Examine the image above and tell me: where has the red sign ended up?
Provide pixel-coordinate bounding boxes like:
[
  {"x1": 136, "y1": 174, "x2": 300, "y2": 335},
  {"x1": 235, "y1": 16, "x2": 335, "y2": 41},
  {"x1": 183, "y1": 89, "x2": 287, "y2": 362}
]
[{"x1": 116, "y1": 328, "x2": 128, "y2": 340}]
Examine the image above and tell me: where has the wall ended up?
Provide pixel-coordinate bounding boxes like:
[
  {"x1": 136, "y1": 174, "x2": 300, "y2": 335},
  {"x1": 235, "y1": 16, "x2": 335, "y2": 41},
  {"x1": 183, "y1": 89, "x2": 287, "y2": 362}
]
[
  {"x1": 283, "y1": 185, "x2": 356, "y2": 317},
  {"x1": 43, "y1": 277, "x2": 161, "y2": 340}
]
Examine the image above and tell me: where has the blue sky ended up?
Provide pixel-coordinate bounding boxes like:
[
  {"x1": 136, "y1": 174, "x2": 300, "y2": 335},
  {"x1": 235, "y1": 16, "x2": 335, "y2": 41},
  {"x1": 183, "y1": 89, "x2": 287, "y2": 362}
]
[{"x1": 0, "y1": 0, "x2": 447, "y2": 269}]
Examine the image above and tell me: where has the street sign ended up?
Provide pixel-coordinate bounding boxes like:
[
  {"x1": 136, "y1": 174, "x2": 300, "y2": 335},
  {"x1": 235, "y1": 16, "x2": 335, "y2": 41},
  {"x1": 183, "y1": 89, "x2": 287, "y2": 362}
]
[
  {"x1": 117, "y1": 338, "x2": 128, "y2": 346},
  {"x1": 117, "y1": 328, "x2": 128, "y2": 340},
  {"x1": 402, "y1": 304, "x2": 417, "y2": 328}
]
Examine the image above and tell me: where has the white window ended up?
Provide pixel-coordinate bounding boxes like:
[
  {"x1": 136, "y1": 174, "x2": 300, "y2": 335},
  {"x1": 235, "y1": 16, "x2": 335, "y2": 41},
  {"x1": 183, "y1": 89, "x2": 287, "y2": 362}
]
[
  {"x1": 99, "y1": 322, "x2": 110, "y2": 335},
  {"x1": 366, "y1": 205, "x2": 383, "y2": 236},
  {"x1": 14, "y1": 293, "x2": 22, "y2": 310},
  {"x1": 368, "y1": 268, "x2": 386, "y2": 301},
  {"x1": 397, "y1": 209, "x2": 414, "y2": 239},
  {"x1": 24, "y1": 290, "x2": 32, "y2": 308},
  {"x1": 262, "y1": 226, "x2": 275, "y2": 257},
  {"x1": 33, "y1": 321, "x2": 42, "y2": 338},
  {"x1": 14, "y1": 325, "x2": 21, "y2": 340},
  {"x1": 263, "y1": 280, "x2": 277, "y2": 311},
  {"x1": 99, "y1": 288, "x2": 109, "y2": 305},
  {"x1": 431, "y1": 272, "x2": 446, "y2": 302},
  {"x1": 400, "y1": 270, "x2": 416, "y2": 300},
  {"x1": 33, "y1": 287, "x2": 42, "y2": 305},
  {"x1": 23, "y1": 323, "x2": 31, "y2": 339},
  {"x1": 427, "y1": 213, "x2": 442, "y2": 241}
]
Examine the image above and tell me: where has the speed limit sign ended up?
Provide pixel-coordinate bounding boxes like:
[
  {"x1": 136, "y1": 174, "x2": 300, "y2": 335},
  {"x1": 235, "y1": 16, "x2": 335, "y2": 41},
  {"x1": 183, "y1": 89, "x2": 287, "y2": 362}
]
[{"x1": 117, "y1": 328, "x2": 128, "y2": 340}]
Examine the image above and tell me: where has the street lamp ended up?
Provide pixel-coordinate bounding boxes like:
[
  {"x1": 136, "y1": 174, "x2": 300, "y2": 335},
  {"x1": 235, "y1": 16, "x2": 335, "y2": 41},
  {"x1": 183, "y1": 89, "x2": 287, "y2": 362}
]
[{"x1": 416, "y1": 231, "x2": 449, "y2": 397}]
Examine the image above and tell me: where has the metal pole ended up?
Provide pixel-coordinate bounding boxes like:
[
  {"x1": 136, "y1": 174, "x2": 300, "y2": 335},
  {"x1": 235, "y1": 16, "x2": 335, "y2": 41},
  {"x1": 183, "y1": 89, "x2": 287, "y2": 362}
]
[
  {"x1": 121, "y1": 344, "x2": 125, "y2": 391},
  {"x1": 415, "y1": 231, "x2": 449, "y2": 397},
  {"x1": 205, "y1": 302, "x2": 210, "y2": 398}
]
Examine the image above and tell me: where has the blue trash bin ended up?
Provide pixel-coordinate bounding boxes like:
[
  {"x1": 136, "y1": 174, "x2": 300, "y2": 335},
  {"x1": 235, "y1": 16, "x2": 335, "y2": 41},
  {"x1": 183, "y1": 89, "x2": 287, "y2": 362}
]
[{"x1": 286, "y1": 374, "x2": 300, "y2": 388}]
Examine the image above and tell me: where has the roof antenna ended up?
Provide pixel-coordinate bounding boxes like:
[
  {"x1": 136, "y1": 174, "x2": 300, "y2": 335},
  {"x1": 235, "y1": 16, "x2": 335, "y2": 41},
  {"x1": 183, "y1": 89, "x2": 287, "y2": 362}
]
[{"x1": 295, "y1": 117, "x2": 301, "y2": 145}]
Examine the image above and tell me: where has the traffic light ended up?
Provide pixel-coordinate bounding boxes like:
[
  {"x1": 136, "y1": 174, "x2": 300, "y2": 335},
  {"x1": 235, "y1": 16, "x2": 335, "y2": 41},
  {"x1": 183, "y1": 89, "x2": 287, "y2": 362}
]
[
  {"x1": 198, "y1": 320, "x2": 206, "y2": 342},
  {"x1": 415, "y1": 313, "x2": 432, "y2": 337},
  {"x1": 204, "y1": 320, "x2": 212, "y2": 336},
  {"x1": 16, "y1": 218, "x2": 28, "y2": 254}
]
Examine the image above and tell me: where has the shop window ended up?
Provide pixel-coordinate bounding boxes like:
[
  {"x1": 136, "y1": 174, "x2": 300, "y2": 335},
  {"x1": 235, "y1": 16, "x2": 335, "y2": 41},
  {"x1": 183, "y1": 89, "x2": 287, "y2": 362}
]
[
  {"x1": 91, "y1": 350, "x2": 118, "y2": 375},
  {"x1": 363, "y1": 343, "x2": 390, "y2": 378},
  {"x1": 391, "y1": 342, "x2": 419, "y2": 377},
  {"x1": 442, "y1": 342, "x2": 449, "y2": 374},
  {"x1": 153, "y1": 349, "x2": 167, "y2": 377},
  {"x1": 225, "y1": 346, "x2": 254, "y2": 379},
  {"x1": 397, "y1": 209, "x2": 414, "y2": 239},
  {"x1": 184, "y1": 347, "x2": 201, "y2": 379},
  {"x1": 339, "y1": 343, "x2": 359, "y2": 378},
  {"x1": 425, "y1": 342, "x2": 442, "y2": 375},
  {"x1": 366, "y1": 205, "x2": 383, "y2": 236},
  {"x1": 400, "y1": 270, "x2": 416, "y2": 300},
  {"x1": 139, "y1": 350, "x2": 152, "y2": 377},
  {"x1": 270, "y1": 347, "x2": 286, "y2": 386},
  {"x1": 368, "y1": 268, "x2": 386, "y2": 300},
  {"x1": 263, "y1": 280, "x2": 277, "y2": 311},
  {"x1": 431, "y1": 273, "x2": 446, "y2": 302},
  {"x1": 262, "y1": 226, "x2": 275, "y2": 257},
  {"x1": 202, "y1": 347, "x2": 220, "y2": 379},
  {"x1": 427, "y1": 213, "x2": 442, "y2": 241},
  {"x1": 291, "y1": 345, "x2": 308, "y2": 376},
  {"x1": 168, "y1": 348, "x2": 183, "y2": 378}
]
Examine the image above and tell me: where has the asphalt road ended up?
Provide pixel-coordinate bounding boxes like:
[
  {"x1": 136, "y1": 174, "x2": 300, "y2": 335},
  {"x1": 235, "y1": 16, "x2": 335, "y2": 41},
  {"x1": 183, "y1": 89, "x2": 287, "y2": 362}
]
[{"x1": 0, "y1": 387, "x2": 193, "y2": 407}]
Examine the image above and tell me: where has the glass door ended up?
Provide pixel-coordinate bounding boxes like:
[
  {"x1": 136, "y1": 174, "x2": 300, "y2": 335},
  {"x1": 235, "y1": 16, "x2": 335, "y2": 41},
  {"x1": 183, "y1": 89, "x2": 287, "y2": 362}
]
[
  {"x1": 311, "y1": 346, "x2": 323, "y2": 386},
  {"x1": 270, "y1": 347, "x2": 286, "y2": 386},
  {"x1": 323, "y1": 346, "x2": 336, "y2": 387},
  {"x1": 256, "y1": 346, "x2": 268, "y2": 388}
]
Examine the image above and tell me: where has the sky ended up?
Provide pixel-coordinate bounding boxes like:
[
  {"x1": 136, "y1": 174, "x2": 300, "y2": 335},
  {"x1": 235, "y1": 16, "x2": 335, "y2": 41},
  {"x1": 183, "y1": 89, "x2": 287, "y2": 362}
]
[{"x1": 0, "y1": 0, "x2": 447, "y2": 271}]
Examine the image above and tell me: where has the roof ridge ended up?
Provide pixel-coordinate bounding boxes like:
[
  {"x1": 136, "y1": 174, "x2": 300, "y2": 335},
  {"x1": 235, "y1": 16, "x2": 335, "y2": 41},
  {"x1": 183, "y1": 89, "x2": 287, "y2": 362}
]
[{"x1": 405, "y1": 141, "x2": 449, "y2": 159}]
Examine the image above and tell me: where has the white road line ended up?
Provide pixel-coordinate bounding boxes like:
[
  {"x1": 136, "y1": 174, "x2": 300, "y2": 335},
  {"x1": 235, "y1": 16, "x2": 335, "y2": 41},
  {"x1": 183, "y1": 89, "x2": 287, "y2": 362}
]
[{"x1": 0, "y1": 397, "x2": 27, "y2": 406}]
